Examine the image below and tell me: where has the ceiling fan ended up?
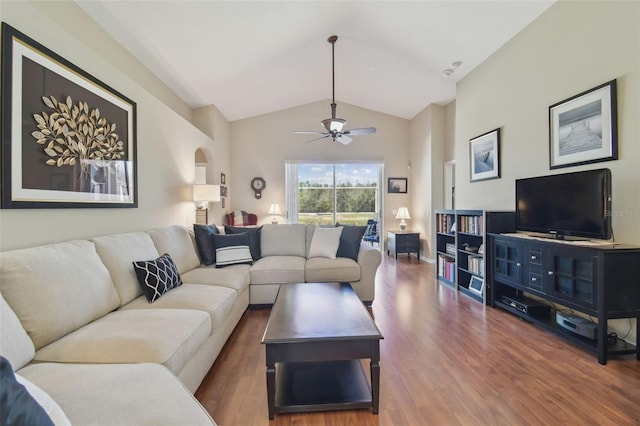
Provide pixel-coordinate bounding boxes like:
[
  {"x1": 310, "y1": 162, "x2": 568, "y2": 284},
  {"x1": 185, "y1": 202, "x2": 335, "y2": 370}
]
[{"x1": 294, "y1": 35, "x2": 376, "y2": 145}]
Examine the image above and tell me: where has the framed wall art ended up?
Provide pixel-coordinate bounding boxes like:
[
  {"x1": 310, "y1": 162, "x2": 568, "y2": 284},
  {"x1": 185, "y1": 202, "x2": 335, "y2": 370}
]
[
  {"x1": 469, "y1": 128, "x2": 500, "y2": 182},
  {"x1": 221, "y1": 172, "x2": 226, "y2": 185},
  {"x1": 388, "y1": 177, "x2": 407, "y2": 194},
  {"x1": 1, "y1": 23, "x2": 137, "y2": 208},
  {"x1": 549, "y1": 80, "x2": 617, "y2": 169}
]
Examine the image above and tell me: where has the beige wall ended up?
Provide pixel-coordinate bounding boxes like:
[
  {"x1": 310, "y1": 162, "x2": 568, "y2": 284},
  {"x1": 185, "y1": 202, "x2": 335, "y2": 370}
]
[
  {"x1": 229, "y1": 100, "x2": 411, "y2": 234},
  {"x1": 0, "y1": 1, "x2": 228, "y2": 250},
  {"x1": 455, "y1": 0, "x2": 639, "y2": 343},
  {"x1": 455, "y1": 1, "x2": 639, "y2": 243},
  {"x1": 409, "y1": 104, "x2": 446, "y2": 260}
]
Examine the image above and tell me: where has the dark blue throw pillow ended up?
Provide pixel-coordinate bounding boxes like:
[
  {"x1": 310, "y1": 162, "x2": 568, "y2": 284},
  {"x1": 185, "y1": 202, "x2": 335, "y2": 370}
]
[
  {"x1": 335, "y1": 224, "x2": 368, "y2": 261},
  {"x1": 224, "y1": 225, "x2": 262, "y2": 261},
  {"x1": 0, "y1": 356, "x2": 54, "y2": 426},
  {"x1": 194, "y1": 224, "x2": 220, "y2": 265}
]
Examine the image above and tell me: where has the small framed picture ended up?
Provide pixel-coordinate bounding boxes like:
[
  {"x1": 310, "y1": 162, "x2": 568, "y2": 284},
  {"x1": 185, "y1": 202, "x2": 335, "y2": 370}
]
[
  {"x1": 221, "y1": 198, "x2": 225, "y2": 209},
  {"x1": 549, "y1": 80, "x2": 617, "y2": 169},
  {"x1": 388, "y1": 177, "x2": 407, "y2": 194},
  {"x1": 468, "y1": 276, "x2": 484, "y2": 296},
  {"x1": 221, "y1": 173, "x2": 226, "y2": 185},
  {"x1": 469, "y1": 128, "x2": 500, "y2": 182}
]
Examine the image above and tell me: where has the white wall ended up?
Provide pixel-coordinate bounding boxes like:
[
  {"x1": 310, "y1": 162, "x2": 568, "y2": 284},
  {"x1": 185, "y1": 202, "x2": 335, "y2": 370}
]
[
  {"x1": 0, "y1": 1, "x2": 227, "y2": 250},
  {"x1": 229, "y1": 100, "x2": 411, "y2": 234}
]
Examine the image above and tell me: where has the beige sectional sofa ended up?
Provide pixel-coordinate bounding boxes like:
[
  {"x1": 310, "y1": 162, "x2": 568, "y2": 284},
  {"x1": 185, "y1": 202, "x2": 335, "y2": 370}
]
[
  {"x1": 0, "y1": 223, "x2": 380, "y2": 425},
  {"x1": 249, "y1": 224, "x2": 380, "y2": 305}
]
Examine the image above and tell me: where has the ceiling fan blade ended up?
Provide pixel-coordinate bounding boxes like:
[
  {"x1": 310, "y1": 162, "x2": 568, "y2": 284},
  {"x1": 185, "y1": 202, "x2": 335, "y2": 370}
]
[
  {"x1": 343, "y1": 127, "x2": 376, "y2": 136},
  {"x1": 305, "y1": 134, "x2": 331, "y2": 143},
  {"x1": 294, "y1": 131, "x2": 325, "y2": 135},
  {"x1": 335, "y1": 134, "x2": 353, "y2": 145}
]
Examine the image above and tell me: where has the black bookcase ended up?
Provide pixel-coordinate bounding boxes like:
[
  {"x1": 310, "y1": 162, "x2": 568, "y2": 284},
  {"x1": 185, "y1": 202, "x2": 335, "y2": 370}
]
[{"x1": 435, "y1": 209, "x2": 515, "y2": 304}]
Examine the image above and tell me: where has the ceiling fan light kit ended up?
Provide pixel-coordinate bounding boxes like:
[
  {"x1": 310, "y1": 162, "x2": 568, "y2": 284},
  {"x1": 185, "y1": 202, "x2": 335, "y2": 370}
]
[{"x1": 294, "y1": 35, "x2": 376, "y2": 145}]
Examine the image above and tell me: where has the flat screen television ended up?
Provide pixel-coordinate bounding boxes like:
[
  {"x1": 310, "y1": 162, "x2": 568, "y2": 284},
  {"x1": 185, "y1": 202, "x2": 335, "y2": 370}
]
[{"x1": 515, "y1": 168, "x2": 612, "y2": 240}]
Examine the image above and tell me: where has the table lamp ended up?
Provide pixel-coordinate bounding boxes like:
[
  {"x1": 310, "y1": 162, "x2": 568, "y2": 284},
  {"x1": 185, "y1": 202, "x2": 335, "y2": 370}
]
[
  {"x1": 193, "y1": 184, "x2": 221, "y2": 209},
  {"x1": 395, "y1": 207, "x2": 411, "y2": 231},
  {"x1": 268, "y1": 203, "x2": 282, "y2": 224}
]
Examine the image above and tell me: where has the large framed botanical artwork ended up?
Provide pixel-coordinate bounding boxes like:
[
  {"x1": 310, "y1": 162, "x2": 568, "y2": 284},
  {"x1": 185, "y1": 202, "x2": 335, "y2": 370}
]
[{"x1": 1, "y1": 23, "x2": 137, "y2": 208}]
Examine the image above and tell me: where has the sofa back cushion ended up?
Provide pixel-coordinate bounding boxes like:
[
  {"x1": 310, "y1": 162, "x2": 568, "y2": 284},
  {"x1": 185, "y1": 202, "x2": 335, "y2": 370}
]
[
  {"x1": 146, "y1": 226, "x2": 200, "y2": 274},
  {"x1": 0, "y1": 240, "x2": 119, "y2": 350},
  {"x1": 260, "y1": 224, "x2": 306, "y2": 257},
  {"x1": 92, "y1": 232, "x2": 160, "y2": 306},
  {"x1": 0, "y1": 293, "x2": 35, "y2": 370}
]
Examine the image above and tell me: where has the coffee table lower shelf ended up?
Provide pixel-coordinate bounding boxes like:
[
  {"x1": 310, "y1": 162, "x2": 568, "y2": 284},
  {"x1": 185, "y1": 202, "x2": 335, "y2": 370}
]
[{"x1": 275, "y1": 360, "x2": 372, "y2": 414}]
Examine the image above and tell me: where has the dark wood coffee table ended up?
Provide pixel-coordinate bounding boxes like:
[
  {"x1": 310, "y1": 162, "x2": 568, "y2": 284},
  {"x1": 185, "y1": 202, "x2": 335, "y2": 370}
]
[{"x1": 261, "y1": 282, "x2": 383, "y2": 419}]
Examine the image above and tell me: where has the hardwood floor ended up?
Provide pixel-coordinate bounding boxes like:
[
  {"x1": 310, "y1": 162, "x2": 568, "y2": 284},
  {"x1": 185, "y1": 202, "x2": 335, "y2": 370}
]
[{"x1": 195, "y1": 255, "x2": 640, "y2": 425}]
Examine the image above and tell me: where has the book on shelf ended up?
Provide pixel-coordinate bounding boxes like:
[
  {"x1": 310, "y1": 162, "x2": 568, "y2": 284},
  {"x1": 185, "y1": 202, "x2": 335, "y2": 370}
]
[
  {"x1": 467, "y1": 256, "x2": 484, "y2": 276},
  {"x1": 458, "y1": 215, "x2": 483, "y2": 235},
  {"x1": 437, "y1": 254, "x2": 456, "y2": 282},
  {"x1": 437, "y1": 214, "x2": 456, "y2": 234}
]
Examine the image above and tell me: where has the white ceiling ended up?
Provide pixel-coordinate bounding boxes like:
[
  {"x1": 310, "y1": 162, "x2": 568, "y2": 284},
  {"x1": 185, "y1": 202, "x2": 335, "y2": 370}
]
[{"x1": 76, "y1": 1, "x2": 555, "y2": 121}]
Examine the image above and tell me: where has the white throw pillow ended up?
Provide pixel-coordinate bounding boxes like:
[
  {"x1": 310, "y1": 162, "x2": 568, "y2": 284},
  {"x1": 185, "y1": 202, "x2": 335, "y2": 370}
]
[{"x1": 308, "y1": 226, "x2": 343, "y2": 259}]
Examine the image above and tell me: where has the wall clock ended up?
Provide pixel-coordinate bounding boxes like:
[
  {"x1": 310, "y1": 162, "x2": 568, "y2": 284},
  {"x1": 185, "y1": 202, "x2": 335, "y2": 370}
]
[{"x1": 251, "y1": 177, "x2": 266, "y2": 199}]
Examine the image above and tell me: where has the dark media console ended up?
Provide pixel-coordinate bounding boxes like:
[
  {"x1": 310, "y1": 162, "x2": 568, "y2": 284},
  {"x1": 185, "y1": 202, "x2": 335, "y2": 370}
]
[{"x1": 488, "y1": 233, "x2": 640, "y2": 364}]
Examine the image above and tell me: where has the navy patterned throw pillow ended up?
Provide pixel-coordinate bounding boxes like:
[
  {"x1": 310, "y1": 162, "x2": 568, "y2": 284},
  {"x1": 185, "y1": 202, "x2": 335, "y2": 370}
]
[{"x1": 132, "y1": 253, "x2": 183, "y2": 303}]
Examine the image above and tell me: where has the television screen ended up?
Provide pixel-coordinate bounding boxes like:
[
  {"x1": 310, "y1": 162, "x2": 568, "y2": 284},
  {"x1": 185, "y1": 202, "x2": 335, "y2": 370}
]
[{"x1": 516, "y1": 168, "x2": 611, "y2": 240}]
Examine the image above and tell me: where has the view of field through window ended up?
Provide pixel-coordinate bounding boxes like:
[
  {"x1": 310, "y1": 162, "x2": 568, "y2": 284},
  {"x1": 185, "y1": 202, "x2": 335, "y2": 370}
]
[{"x1": 297, "y1": 163, "x2": 380, "y2": 225}]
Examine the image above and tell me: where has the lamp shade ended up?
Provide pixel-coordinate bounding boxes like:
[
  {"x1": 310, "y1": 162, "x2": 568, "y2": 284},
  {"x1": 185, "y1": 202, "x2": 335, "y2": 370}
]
[
  {"x1": 193, "y1": 184, "x2": 221, "y2": 202},
  {"x1": 321, "y1": 118, "x2": 346, "y2": 133},
  {"x1": 395, "y1": 207, "x2": 411, "y2": 220},
  {"x1": 268, "y1": 203, "x2": 282, "y2": 215}
]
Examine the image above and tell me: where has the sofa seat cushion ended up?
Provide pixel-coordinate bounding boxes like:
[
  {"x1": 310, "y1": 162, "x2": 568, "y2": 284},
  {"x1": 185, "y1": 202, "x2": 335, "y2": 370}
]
[
  {"x1": 250, "y1": 256, "x2": 306, "y2": 285},
  {"x1": 181, "y1": 265, "x2": 250, "y2": 293},
  {"x1": 0, "y1": 240, "x2": 120, "y2": 350},
  {"x1": 120, "y1": 284, "x2": 237, "y2": 332},
  {"x1": 305, "y1": 257, "x2": 361, "y2": 283},
  {"x1": 34, "y1": 309, "x2": 210, "y2": 375},
  {"x1": 18, "y1": 363, "x2": 216, "y2": 425},
  {"x1": 92, "y1": 232, "x2": 159, "y2": 306}
]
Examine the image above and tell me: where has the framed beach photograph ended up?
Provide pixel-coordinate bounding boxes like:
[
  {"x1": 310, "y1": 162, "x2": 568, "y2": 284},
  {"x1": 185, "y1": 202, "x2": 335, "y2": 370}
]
[
  {"x1": 1, "y1": 23, "x2": 137, "y2": 209},
  {"x1": 549, "y1": 80, "x2": 617, "y2": 169},
  {"x1": 469, "y1": 128, "x2": 500, "y2": 182},
  {"x1": 388, "y1": 177, "x2": 407, "y2": 194}
]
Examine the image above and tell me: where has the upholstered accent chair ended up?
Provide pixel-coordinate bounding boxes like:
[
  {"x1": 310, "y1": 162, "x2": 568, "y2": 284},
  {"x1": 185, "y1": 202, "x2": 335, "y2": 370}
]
[
  {"x1": 363, "y1": 219, "x2": 380, "y2": 246},
  {"x1": 225, "y1": 211, "x2": 258, "y2": 226}
]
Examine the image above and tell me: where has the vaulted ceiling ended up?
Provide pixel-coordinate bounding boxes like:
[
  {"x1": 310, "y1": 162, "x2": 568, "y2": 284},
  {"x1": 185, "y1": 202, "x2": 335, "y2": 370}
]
[{"x1": 76, "y1": 1, "x2": 555, "y2": 121}]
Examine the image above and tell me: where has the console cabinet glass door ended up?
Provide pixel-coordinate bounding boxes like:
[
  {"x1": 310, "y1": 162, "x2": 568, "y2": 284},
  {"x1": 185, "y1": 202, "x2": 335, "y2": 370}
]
[
  {"x1": 546, "y1": 249, "x2": 597, "y2": 310},
  {"x1": 493, "y1": 239, "x2": 523, "y2": 287}
]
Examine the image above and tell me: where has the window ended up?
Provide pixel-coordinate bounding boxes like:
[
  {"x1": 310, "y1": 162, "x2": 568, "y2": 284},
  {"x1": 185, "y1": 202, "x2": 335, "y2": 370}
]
[{"x1": 285, "y1": 162, "x2": 383, "y2": 225}]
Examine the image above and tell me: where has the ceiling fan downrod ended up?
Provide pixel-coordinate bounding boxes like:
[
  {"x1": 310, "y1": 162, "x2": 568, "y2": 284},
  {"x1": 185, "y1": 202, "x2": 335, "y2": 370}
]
[{"x1": 328, "y1": 35, "x2": 338, "y2": 119}]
